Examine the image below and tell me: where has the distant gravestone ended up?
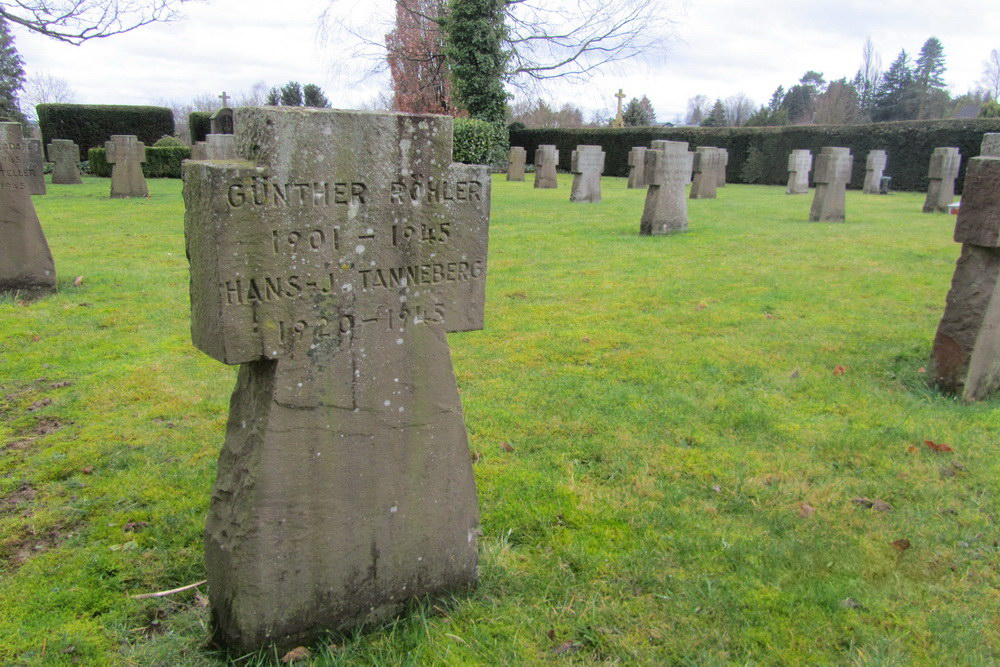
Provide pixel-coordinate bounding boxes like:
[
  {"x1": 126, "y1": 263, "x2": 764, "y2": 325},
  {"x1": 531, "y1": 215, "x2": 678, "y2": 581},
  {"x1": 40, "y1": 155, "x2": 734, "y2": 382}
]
[
  {"x1": 204, "y1": 134, "x2": 237, "y2": 160},
  {"x1": 184, "y1": 107, "x2": 488, "y2": 653},
  {"x1": 210, "y1": 107, "x2": 235, "y2": 135},
  {"x1": 26, "y1": 139, "x2": 45, "y2": 195},
  {"x1": 105, "y1": 135, "x2": 148, "y2": 198},
  {"x1": 534, "y1": 144, "x2": 558, "y2": 189},
  {"x1": 930, "y1": 136, "x2": 1000, "y2": 401},
  {"x1": 507, "y1": 146, "x2": 526, "y2": 181},
  {"x1": 786, "y1": 149, "x2": 812, "y2": 195},
  {"x1": 569, "y1": 144, "x2": 605, "y2": 203},
  {"x1": 808, "y1": 147, "x2": 852, "y2": 222},
  {"x1": 627, "y1": 147, "x2": 647, "y2": 188},
  {"x1": 863, "y1": 150, "x2": 887, "y2": 194},
  {"x1": 716, "y1": 148, "x2": 729, "y2": 188},
  {"x1": 690, "y1": 147, "x2": 721, "y2": 199},
  {"x1": 190, "y1": 141, "x2": 208, "y2": 160},
  {"x1": 923, "y1": 147, "x2": 961, "y2": 213},
  {"x1": 47, "y1": 139, "x2": 83, "y2": 185},
  {"x1": 640, "y1": 140, "x2": 693, "y2": 235},
  {"x1": 981, "y1": 133, "x2": 1000, "y2": 156},
  {"x1": 0, "y1": 122, "x2": 56, "y2": 295}
]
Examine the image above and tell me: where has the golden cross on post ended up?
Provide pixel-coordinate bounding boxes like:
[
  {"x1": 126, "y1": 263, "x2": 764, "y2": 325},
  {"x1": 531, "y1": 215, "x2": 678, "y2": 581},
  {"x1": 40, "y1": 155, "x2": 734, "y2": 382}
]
[
  {"x1": 614, "y1": 89, "x2": 626, "y2": 128},
  {"x1": 219, "y1": 91, "x2": 230, "y2": 108}
]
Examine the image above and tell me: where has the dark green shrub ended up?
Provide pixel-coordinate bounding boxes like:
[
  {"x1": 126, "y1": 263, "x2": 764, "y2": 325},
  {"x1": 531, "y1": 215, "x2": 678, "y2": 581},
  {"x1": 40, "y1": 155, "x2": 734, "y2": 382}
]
[
  {"x1": 153, "y1": 135, "x2": 185, "y2": 147},
  {"x1": 453, "y1": 117, "x2": 507, "y2": 165},
  {"x1": 188, "y1": 112, "x2": 212, "y2": 143},
  {"x1": 740, "y1": 146, "x2": 768, "y2": 184},
  {"x1": 509, "y1": 118, "x2": 1000, "y2": 192},
  {"x1": 36, "y1": 104, "x2": 174, "y2": 160},
  {"x1": 87, "y1": 145, "x2": 191, "y2": 178}
]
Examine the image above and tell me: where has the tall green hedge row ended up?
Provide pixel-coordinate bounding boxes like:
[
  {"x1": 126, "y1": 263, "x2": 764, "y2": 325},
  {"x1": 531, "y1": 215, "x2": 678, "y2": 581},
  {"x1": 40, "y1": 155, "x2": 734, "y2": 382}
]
[
  {"x1": 452, "y1": 117, "x2": 508, "y2": 165},
  {"x1": 87, "y1": 146, "x2": 191, "y2": 178},
  {"x1": 510, "y1": 119, "x2": 1000, "y2": 192},
  {"x1": 188, "y1": 111, "x2": 213, "y2": 144},
  {"x1": 37, "y1": 104, "x2": 175, "y2": 161}
]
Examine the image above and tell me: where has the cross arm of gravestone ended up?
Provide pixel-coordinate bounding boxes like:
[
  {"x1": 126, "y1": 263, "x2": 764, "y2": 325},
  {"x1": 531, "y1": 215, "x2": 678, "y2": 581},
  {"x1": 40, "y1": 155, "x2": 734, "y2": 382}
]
[{"x1": 184, "y1": 109, "x2": 490, "y2": 366}]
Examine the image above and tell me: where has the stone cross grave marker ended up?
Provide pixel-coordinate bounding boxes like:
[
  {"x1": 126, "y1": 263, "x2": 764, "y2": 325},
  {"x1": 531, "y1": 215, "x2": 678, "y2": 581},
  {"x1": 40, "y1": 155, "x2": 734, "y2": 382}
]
[
  {"x1": 613, "y1": 89, "x2": 626, "y2": 128},
  {"x1": 211, "y1": 107, "x2": 235, "y2": 135},
  {"x1": 640, "y1": 140, "x2": 693, "y2": 235},
  {"x1": 47, "y1": 139, "x2": 82, "y2": 185},
  {"x1": 1, "y1": 122, "x2": 56, "y2": 295},
  {"x1": 808, "y1": 147, "x2": 852, "y2": 222},
  {"x1": 627, "y1": 147, "x2": 646, "y2": 189},
  {"x1": 786, "y1": 149, "x2": 812, "y2": 194},
  {"x1": 931, "y1": 134, "x2": 1000, "y2": 401},
  {"x1": 716, "y1": 148, "x2": 729, "y2": 188},
  {"x1": 690, "y1": 146, "x2": 721, "y2": 199},
  {"x1": 184, "y1": 107, "x2": 489, "y2": 653},
  {"x1": 923, "y1": 147, "x2": 961, "y2": 213},
  {"x1": 534, "y1": 144, "x2": 558, "y2": 189},
  {"x1": 506, "y1": 146, "x2": 526, "y2": 181},
  {"x1": 219, "y1": 91, "x2": 231, "y2": 107},
  {"x1": 863, "y1": 150, "x2": 888, "y2": 194},
  {"x1": 26, "y1": 139, "x2": 45, "y2": 195},
  {"x1": 569, "y1": 145, "x2": 605, "y2": 203},
  {"x1": 105, "y1": 135, "x2": 148, "y2": 198}
]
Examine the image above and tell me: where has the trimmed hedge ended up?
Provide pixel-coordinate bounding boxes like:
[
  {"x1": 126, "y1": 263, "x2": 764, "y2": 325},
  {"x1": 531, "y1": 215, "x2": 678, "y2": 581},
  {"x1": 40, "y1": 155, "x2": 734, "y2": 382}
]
[
  {"x1": 453, "y1": 117, "x2": 508, "y2": 166},
  {"x1": 189, "y1": 112, "x2": 212, "y2": 144},
  {"x1": 37, "y1": 104, "x2": 175, "y2": 161},
  {"x1": 510, "y1": 119, "x2": 1000, "y2": 192},
  {"x1": 88, "y1": 145, "x2": 191, "y2": 178}
]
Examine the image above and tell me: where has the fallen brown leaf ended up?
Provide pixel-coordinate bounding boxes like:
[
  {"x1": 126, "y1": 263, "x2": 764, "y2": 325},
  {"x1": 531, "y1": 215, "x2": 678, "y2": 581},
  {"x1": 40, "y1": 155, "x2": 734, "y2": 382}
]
[
  {"x1": 73, "y1": 276, "x2": 84, "y2": 287},
  {"x1": 499, "y1": 442, "x2": 514, "y2": 453},
  {"x1": 798, "y1": 503, "x2": 816, "y2": 518},
  {"x1": 833, "y1": 365, "x2": 847, "y2": 376},
  {"x1": 917, "y1": 367, "x2": 926, "y2": 373},
  {"x1": 82, "y1": 466, "x2": 94, "y2": 475},
  {"x1": 764, "y1": 313, "x2": 775, "y2": 319},
  {"x1": 547, "y1": 628, "x2": 556, "y2": 640},
  {"x1": 907, "y1": 444, "x2": 918, "y2": 453},
  {"x1": 31, "y1": 334, "x2": 41, "y2": 342},
  {"x1": 924, "y1": 440, "x2": 954, "y2": 453},
  {"x1": 281, "y1": 646, "x2": 311, "y2": 663},
  {"x1": 891, "y1": 538, "x2": 911, "y2": 552},
  {"x1": 194, "y1": 592, "x2": 209, "y2": 608}
]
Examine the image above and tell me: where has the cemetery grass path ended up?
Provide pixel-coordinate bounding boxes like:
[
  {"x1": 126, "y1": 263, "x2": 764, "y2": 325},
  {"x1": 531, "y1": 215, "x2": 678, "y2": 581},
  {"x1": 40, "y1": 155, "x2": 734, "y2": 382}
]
[{"x1": 1, "y1": 174, "x2": 998, "y2": 664}]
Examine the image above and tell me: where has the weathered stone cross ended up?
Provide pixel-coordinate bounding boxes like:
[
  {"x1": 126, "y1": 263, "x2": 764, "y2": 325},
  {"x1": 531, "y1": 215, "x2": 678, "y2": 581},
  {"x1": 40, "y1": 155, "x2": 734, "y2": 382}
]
[
  {"x1": 219, "y1": 91, "x2": 230, "y2": 107},
  {"x1": 923, "y1": 147, "x2": 961, "y2": 213},
  {"x1": 47, "y1": 139, "x2": 82, "y2": 185},
  {"x1": 105, "y1": 135, "x2": 148, "y2": 198},
  {"x1": 613, "y1": 89, "x2": 626, "y2": 128},
  {"x1": 808, "y1": 146, "x2": 852, "y2": 222},
  {"x1": 184, "y1": 107, "x2": 490, "y2": 652}
]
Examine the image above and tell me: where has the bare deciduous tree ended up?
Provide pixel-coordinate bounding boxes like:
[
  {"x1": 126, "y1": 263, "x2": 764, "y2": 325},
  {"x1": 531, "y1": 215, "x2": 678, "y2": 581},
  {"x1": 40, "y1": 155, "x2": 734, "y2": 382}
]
[
  {"x1": 1, "y1": 1, "x2": 200, "y2": 45},
  {"x1": 20, "y1": 71, "x2": 75, "y2": 119},
  {"x1": 981, "y1": 48, "x2": 1000, "y2": 101},
  {"x1": 684, "y1": 94, "x2": 709, "y2": 125},
  {"x1": 724, "y1": 92, "x2": 754, "y2": 126}
]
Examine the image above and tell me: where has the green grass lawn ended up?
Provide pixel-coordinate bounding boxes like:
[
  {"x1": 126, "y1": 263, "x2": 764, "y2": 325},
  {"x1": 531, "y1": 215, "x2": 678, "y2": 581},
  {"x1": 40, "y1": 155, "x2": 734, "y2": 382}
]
[{"x1": 2, "y1": 173, "x2": 998, "y2": 665}]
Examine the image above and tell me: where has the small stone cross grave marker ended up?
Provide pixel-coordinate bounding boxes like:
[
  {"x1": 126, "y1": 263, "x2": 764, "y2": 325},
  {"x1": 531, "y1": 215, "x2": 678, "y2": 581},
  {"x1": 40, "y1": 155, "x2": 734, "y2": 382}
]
[
  {"x1": 0, "y1": 122, "x2": 56, "y2": 294},
  {"x1": 569, "y1": 145, "x2": 605, "y2": 203},
  {"x1": 923, "y1": 147, "x2": 961, "y2": 213},
  {"x1": 690, "y1": 146, "x2": 721, "y2": 199},
  {"x1": 627, "y1": 147, "x2": 646, "y2": 189},
  {"x1": 47, "y1": 139, "x2": 83, "y2": 185},
  {"x1": 786, "y1": 149, "x2": 812, "y2": 195},
  {"x1": 105, "y1": 135, "x2": 148, "y2": 198},
  {"x1": 640, "y1": 140, "x2": 693, "y2": 235},
  {"x1": 931, "y1": 133, "x2": 1000, "y2": 401},
  {"x1": 808, "y1": 147, "x2": 852, "y2": 222},
  {"x1": 184, "y1": 107, "x2": 489, "y2": 653},
  {"x1": 534, "y1": 144, "x2": 558, "y2": 189},
  {"x1": 863, "y1": 150, "x2": 888, "y2": 194},
  {"x1": 715, "y1": 148, "x2": 729, "y2": 188},
  {"x1": 506, "y1": 146, "x2": 526, "y2": 181}
]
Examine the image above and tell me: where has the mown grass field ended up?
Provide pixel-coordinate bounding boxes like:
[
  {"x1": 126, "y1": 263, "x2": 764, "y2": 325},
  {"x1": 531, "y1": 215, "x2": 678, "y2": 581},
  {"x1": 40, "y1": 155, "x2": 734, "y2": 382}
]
[{"x1": 2, "y1": 173, "x2": 999, "y2": 665}]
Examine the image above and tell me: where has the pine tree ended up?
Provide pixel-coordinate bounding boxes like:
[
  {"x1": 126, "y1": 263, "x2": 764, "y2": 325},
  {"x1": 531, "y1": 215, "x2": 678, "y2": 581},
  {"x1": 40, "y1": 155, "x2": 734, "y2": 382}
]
[
  {"x1": 913, "y1": 37, "x2": 948, "y2": 119},
  {"x1": 303, "y1": 84, "x2": 331, "y2": 108},
  {"x1": 265, "y1": 87, "x2": 280, "y2": 105},
  {"x1": 873, "y1": 50, "x2": 916, "y2": 121},
  {"x1": 280, "y1": 81, "x2": 303, "y2": 107},
  {"x1": 0, "y1": 18, "x2": 26, "y2": 124},
  {"x1": 622, "y1": 95, "x2": 655, "y2": 126},
  {"x1": 700, "y1": 99, "x2": 727, "y2": 127}
]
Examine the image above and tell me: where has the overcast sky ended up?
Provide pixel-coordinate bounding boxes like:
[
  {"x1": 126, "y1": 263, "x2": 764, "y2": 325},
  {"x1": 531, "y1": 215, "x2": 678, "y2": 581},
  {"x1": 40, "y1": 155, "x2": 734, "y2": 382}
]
[{"x1": 13, "y1": 0, "x2": 1000, "y2": 124}]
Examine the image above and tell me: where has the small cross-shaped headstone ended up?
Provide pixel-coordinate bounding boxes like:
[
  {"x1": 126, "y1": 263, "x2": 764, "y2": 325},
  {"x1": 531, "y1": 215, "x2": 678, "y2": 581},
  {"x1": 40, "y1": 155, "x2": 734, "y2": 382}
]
[
  {"x1": 689, "y1": 146, "x2": 721, "y2": 199},
  {"x1": 47, "y1": 139, "x2": 83, "y2": 185},
  {"x1": 219, "y1": 91, "x2": 230, "y2": 107},
  {"x1": 534, "y1": 144, "x2": 558, "y2": 188},
  {"x1": 808, "y1": 146, "x2": 852, "y2": 222},
  {"x1": 863, "y1": 150, "x2": 888, "y2": 194},
  {"x1": 569, "y1": 145, "x2": 605, "y2": 203},
  {"x1": 0, "y1": 122, "x2": 56, "y2": 294},
  {"x1": 105, "y1": 135, "x2": 148, "y2": 198},
  {"x1": 923, "y1": 147, "x2": 961, "y2": 213},
  {"x1": 640, "y1": 140, "x2": 693, "y2": 235},
  {"x1": 627, "y1": 147, "x2": 647, "y2": 189},
  {"x1": 715, "y1": 148, "x2": 729, "y2": 188},
  {"x1": 507, "y1": 146, "x2": 526, "y2": 181},
  {"x1": 184, "y1": 107, "x2": 489, "y2": 653},
  {"x1": 786, "y1": 149, "x2": 812, "y2": 194}
]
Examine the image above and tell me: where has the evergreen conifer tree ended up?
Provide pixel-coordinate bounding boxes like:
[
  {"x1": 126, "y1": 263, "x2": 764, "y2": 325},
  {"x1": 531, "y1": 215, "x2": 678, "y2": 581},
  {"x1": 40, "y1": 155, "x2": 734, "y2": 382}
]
[
  {"x1": 280, "y1": 81, "x2": 303, "y2": 107},
  {"x1": 913, "y1": 37, "x2": 948, "y2": 119},
  {"x1": 303, "y1": 84, "x2": 331, "y2": 108},
  {"x1": 873, "y1": 50, "x2": 916, "y2": 121},
  {"x1": 700, "y1": 99, "x2": 727, "y2": 127},
  {"x1": 0, "y1": 18, "x2": 26, "y2": 124}
]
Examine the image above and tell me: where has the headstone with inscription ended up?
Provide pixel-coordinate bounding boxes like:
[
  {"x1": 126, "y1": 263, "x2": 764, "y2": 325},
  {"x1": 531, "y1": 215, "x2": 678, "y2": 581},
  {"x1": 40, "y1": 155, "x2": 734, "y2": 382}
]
[
  {"x1": 569, "y1": 145, "x2": 605, "y2": 203},
  {"x1": 0, "y1": 122, "x2": 56, "y2": 295},
  {"x1": 627, "y1": 147, "x2": 647, "y2": 189},
  {"x1": 534, "y1": 144, "x2": 558, "y2": 189},
  {"x1": 786, "y1": 149, "x2": 812, "y2": 195},
  {"x1": 210, "y1": 107, "x2": 235, "y2": 135},
  {"x1": 26, "y1": 139, "x2": 45, "y2": 195},
  {"x1": 931, "y1": 136, "x2": 1000, "y2": 401},
  {"x1": 48, "y1": 139, "x2": 83, "y2": 185},
  {"x1": 106, "y1": 135, "x2": 148, "y2": 198},
  {"x1": 716, "y1": 148, "x2": 729, "y2": 188},
  {"x1": 506, "y1": 146, "x2": 526, "y2": 181},
  {"x1": 923, "y1": 147, "x2": 961, "y2": 213},
  {"x1": 184, "y1": 107, "x2": 489, "y2": 653},
  {"x1": 640, "y1": 140, "x2": 693, "y2": 235},
  {"x1": 808, "y1": 147, "x2": 852, "y2": 222},
  {"x1": 690, "y1": 147, "x2": 721, "y2": 199},
  {"x1": 863, "y1": 150, "x2": 887, "y2": 194}
]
